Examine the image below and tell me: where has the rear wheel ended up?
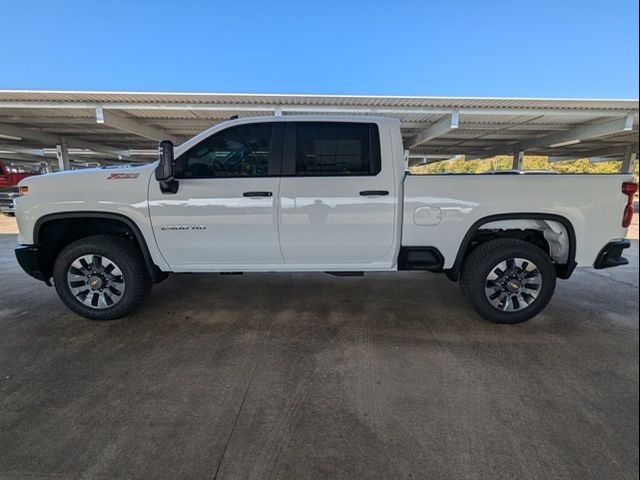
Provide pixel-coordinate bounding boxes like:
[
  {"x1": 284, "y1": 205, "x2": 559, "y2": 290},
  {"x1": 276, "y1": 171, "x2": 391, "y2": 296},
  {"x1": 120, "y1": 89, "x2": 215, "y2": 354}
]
[
  {"x1": 53, "y1": 235, "x2": 151, "y2": 320},
  {"x1": 460, "y1": 238, "x2": 556, "y2": 324}
]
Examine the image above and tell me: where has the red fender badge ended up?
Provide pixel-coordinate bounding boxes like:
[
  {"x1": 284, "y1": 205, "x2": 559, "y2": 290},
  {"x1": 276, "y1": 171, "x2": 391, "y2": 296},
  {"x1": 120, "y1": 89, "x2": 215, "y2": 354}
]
[{"x1": 107, "y1": 173, "x2": 140, "y2": 180}]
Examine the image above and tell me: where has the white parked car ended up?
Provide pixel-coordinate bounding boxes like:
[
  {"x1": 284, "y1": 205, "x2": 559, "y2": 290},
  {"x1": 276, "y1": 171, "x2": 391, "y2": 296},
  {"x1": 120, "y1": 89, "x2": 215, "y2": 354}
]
[{"x1": 14, "y1": 116, "x2": 637, "y2": 323}]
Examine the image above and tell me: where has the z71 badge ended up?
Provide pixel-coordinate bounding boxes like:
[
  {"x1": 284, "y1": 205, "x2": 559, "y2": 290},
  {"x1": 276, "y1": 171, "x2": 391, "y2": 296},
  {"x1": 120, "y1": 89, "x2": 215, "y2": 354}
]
[{"x1": 107, "y1": 173, "x2": 140, "y2": 180}]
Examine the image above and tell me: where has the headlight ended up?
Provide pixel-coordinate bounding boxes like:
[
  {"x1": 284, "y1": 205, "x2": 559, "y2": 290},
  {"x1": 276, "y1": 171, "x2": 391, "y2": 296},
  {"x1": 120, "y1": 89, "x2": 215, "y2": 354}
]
[{"x1": 19, "y1": 186, "x2": 29, "y2": 196}]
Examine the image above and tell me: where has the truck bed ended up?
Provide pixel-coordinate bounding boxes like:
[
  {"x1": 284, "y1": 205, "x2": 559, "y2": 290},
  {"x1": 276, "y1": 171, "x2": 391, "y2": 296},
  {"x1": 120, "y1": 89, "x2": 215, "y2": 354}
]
[{"x1": 402, "y1": 173, "x2": 632, "y2": 268}]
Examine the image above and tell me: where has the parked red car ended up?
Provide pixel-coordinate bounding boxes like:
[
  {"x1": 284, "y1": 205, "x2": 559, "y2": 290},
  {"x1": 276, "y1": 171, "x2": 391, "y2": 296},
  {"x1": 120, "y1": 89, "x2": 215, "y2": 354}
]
[{"x1": 0, "y1": 160, "x2": 42, "y2": 215}]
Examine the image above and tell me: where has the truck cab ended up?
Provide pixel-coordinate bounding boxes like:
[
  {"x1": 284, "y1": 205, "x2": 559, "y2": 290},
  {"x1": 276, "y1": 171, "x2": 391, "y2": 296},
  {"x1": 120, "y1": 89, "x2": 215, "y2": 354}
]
[{"x1": 150, "y1": 116, "x2": 404, "y2": 271}]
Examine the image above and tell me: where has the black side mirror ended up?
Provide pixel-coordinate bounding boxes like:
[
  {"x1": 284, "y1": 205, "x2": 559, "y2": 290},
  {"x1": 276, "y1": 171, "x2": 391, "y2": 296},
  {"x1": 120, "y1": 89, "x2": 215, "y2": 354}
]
[
  {"x1": 155, "y1": 140, "x2": 174, "y2": 181},
  {"x1": 155, "y1": 140, "x2": 179, "y2": 194}
]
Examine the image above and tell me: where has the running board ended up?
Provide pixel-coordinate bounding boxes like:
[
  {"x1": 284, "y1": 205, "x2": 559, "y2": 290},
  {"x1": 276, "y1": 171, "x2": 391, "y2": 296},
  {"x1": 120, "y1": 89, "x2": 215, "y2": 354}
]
[{"x1": 325, "y1": 271, "x2": 364, "y2": 277}]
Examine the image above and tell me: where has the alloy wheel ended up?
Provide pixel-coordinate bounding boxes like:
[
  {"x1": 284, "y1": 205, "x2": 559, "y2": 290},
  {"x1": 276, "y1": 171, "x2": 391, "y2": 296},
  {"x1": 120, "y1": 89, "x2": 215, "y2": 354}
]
[
  {"x1": 484, "y1": 257, "x2": 542, "y2": 312},
  {"x1": 66, "y1": 254, "x2": 126, "y2": 309}
]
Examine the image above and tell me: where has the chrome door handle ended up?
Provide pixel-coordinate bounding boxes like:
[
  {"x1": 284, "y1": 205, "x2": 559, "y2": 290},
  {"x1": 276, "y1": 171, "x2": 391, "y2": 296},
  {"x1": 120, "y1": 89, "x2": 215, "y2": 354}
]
[
  {"x1": 243, "y1": 191, "x2": 273, "y2": 197},
  {"x1": 359, "y1": 190, "x2": 389, "y2": 196}
]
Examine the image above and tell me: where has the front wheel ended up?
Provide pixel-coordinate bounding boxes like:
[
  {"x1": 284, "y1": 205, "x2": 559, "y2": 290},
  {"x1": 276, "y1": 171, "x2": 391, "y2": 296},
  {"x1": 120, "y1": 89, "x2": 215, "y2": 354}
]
[
  {"x1": 52, "y1": 235, "x2": 152, "y2": 320},
  {"x1": 460, "y1": 238, "x2": 556, "y2": 324}
]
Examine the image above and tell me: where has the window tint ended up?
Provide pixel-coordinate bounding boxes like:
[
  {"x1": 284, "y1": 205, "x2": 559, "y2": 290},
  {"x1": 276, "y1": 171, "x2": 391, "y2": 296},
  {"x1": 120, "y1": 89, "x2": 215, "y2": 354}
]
[
  {"x1": 180, "y1": 123, "x2": 274, "y2": 178},
  {"x1": 294, "y1": 122, "x2": 380, "y2": 176}
]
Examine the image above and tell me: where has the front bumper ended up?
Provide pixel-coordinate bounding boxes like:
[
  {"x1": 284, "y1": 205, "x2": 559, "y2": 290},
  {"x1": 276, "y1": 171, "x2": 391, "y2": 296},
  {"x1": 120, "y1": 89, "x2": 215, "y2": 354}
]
[
  {"x1": 594, "y1": 239, "x2": 631, "y2": 270},
  {"x1": 15, "y1": 245, "x2": 48, "y2": 282}
]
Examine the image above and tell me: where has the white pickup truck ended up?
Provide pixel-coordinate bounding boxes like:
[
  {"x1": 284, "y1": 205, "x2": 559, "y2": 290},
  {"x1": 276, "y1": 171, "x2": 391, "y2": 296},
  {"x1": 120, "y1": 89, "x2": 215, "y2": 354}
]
[{"x1": 14, "y1": 116, "x2": 637, "y2": 323}]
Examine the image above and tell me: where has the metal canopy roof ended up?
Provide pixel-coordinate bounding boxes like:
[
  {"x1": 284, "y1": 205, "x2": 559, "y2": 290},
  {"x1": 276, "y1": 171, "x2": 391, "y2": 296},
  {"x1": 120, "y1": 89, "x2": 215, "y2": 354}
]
[{"x1": 0, "y1": 90, "x2": 638, "y2": 167}]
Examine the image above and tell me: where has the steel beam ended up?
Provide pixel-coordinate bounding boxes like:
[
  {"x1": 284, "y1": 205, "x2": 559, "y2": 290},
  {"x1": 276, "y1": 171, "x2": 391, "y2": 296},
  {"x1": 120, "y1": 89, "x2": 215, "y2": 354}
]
[
  {"x1": 0, "y1": 100, "x2": 635, "y2": 118},
  {"x1": 520, "y1": 113, "x2": 634, "y2": 151},
  {"x1": 0, "y1": 152, "x2": 50, "y2": 163},
  {"x1": 0, "y1": 123, "x2": 128, "y2": 158},
  {"x1": 96, "y1": 107, "x2": 177, "y2": 142},
  {"x1": 0, "y1": 144, "x2": 47, "y2": 157},
  {"x1": 546, "y1": 143, "x2": 639, "y2": 159},
  {"x1": 0, "y1": 144, "x2": 89, "y2": 165},
  {"x1": 468, "y1": 113, "x2": 636, "y2": 160},
  {"x1": 406, "y1": 112, "x2": 459, "y2": 148}
]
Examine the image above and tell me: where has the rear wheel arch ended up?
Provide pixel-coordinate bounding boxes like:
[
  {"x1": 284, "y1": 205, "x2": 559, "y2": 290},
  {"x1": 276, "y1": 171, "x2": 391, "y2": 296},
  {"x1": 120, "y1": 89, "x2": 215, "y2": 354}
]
[
  {"x1": 446, "y1": 213, "x2": 577, "y2": 281},
  {"x1": 33, "y1": 212, "x2": 166, "y2": 283}
]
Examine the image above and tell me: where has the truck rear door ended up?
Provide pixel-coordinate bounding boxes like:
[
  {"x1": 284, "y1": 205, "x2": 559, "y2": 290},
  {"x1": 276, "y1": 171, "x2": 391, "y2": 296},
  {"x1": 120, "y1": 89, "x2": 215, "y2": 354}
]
[{"x1": 278, "y1": 120, "x2": 397, "y2": 268}]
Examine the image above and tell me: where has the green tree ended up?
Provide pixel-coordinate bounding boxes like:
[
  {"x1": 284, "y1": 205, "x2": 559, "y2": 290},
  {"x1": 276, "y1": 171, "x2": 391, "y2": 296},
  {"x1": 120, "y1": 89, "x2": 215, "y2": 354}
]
[{"x1": 411, "y1": 155, "x2": 639, "y2": 182}]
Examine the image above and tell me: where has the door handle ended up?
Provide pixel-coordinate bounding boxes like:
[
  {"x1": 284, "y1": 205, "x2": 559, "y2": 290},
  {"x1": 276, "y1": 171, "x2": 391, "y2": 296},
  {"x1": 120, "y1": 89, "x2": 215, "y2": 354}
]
[
  {"x1": 243, "y1": 191, "x2": 273, "y2": 197},
  {"x1": 359, "y1": 190, "x2": 389, "y2": 196}
]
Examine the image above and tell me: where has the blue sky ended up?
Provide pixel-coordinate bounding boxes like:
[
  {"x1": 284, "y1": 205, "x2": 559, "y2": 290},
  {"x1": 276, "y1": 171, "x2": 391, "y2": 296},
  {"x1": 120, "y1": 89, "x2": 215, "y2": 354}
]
[{"x1": 1, "y1": 0, "x2": 638, "y2": 98}]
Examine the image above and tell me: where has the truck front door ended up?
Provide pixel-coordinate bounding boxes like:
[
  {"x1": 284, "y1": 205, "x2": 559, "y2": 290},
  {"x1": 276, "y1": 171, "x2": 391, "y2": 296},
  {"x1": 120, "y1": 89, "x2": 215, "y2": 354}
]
[{"x1": 148, "y1": 122, "x2": 284, "y2": 270}]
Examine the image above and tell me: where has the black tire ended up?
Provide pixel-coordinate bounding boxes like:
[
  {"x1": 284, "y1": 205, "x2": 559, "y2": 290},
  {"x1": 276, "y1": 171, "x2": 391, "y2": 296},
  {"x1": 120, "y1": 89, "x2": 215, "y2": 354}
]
[
  {"x1": 460, "y1": 238, "x2": 556, "y2": 324},
  {"x1": 52, "y1": 235, "x2": 151, "y2": 320}
]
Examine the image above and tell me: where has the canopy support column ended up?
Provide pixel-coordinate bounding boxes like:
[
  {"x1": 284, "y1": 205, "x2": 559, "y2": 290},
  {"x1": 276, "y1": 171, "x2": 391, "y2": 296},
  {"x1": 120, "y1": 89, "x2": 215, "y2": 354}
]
[
  {"x1": 56, "y1": 140, "x2": 70, "y2": 171},
  {"x1": 512, "y1": 144, "x2": 524, "y2": 170},
  {"x1": 621, "y1": 146, "x2": 636, "y2": 174}
]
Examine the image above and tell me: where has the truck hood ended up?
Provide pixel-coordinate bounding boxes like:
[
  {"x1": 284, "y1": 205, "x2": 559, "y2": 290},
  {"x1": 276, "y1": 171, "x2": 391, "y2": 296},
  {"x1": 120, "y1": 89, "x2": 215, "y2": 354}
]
[{"x1": 16, "y1": 163, "x2": 157, "y2": 218}]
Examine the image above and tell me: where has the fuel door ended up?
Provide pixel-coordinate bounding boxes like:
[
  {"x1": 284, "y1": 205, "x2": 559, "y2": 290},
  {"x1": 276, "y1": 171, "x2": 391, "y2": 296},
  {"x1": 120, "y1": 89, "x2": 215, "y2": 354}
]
[{"x1": 414, "y1": 206, "x2": 443, "y2": 226}]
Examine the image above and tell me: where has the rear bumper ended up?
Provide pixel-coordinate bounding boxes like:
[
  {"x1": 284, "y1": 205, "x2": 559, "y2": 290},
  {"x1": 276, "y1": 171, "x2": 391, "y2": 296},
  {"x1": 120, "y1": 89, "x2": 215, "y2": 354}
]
[
  {"x1": 15, "y1": 245, "x2": 48, "y2": 282},
  {"x1": 594, "y1": 239, "x2": 630, "y2": 270}
]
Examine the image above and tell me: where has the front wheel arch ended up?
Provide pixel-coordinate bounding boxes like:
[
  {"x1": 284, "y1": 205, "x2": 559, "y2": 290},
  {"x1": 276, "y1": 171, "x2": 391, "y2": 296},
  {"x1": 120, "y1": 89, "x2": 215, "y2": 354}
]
[{"x1": 34, "y1": 212, "x2": 167, "y2": 284}]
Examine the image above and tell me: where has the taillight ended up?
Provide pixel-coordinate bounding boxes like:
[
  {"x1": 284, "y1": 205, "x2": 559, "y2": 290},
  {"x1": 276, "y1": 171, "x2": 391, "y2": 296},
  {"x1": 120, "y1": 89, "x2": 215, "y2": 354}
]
[
  {"x1": 622, "y1": 181, "x2": 638, "y2": 228},
  {"x1": 622, "y1": 182, "x2": 638, "y2": 196}
]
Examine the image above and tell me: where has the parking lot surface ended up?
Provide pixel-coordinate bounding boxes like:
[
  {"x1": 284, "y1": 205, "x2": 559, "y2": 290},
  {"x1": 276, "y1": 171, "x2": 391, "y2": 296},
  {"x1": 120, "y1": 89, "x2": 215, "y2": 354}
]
[{"x1": 0, "y1": 215, "x2": 638, "y2": 479}]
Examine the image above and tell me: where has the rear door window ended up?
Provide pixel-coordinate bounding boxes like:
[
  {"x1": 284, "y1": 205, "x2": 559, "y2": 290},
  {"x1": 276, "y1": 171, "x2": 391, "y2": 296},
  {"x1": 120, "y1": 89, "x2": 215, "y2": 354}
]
[{"x1": 290, "y1": 122, "x2": 381, "y2": 176}]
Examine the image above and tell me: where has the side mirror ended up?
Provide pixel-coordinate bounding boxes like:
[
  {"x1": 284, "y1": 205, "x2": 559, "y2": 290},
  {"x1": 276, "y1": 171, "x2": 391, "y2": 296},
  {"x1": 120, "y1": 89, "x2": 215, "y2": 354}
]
[
  {"x1": 155, "y1": 140, "x2": 174, "y2": 181},
  {"x1": 155, "y1": 140, "x2": 179, "y2": 194}
]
